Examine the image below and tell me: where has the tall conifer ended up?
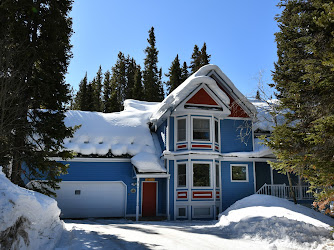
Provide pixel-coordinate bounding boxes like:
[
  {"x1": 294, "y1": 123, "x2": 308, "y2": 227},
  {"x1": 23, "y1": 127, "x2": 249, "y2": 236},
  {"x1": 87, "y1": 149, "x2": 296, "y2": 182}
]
[
  {"x1": 132, "y1": 65, "x2": 144, "y2": 100},
  {"x1": 181, "y1": 61, "x2": 189, "y2": 82},
  {"x1": 165, "y1": 54, "x2": 182, "y2": 94},
  {"x1": 190, "y1": 45, "x2": 201, "y2": 74},
  {"x1": 267, "y1": 0, "x2": 334, "y2": 206},
  {"x1": 0, "y1": 0, "x2": 74, "y2": 194},
  {"x1": 143, "y1": 27, "x2": 163, "y2": 101}
]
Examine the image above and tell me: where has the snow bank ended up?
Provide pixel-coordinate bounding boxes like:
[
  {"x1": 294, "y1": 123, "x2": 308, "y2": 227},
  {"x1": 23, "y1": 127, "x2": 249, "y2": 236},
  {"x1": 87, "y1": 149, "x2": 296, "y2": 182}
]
[
  {"x1": 217, "y1": 194, "x2": 334, "y2": 249},
  {"x1": 0, "y1": 168, "x2": 63, "y2": 250},
  {"x1": 63, "y1": 100, "x2": 165, "y2": 172}
]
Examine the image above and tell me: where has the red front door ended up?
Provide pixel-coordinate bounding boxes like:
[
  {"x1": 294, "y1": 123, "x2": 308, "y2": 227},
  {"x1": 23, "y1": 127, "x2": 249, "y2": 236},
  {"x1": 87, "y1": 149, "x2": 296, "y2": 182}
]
[{"x1": 142, "y1": 182, "x2": 157, "y2": 217}]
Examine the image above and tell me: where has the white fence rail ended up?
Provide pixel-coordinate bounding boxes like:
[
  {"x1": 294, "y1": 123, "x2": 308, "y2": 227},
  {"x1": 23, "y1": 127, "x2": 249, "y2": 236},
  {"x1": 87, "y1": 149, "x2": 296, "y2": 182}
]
[{"x1": 256, "y1": 184, "x2": 313, "y2": 200}]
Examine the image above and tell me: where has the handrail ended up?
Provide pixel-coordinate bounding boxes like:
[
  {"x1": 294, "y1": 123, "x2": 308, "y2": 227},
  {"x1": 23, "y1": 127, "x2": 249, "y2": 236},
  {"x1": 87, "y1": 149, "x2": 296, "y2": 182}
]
[{"x1": 256, "y1": 183, "x2": 313, "y2": 200}]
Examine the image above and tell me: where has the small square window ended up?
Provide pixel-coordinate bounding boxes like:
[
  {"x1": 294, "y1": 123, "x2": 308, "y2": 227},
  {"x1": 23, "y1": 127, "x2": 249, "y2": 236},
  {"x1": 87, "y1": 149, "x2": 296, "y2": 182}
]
[
  {"x1": 75, "y1": 190, "x2": 81, "y2": 195},
  {"x1": 231, "y1": 165, "x2": 248, "y2": 182},
  {"x1": 179, "y1": 207, "x2": 186, "y2": 217}
]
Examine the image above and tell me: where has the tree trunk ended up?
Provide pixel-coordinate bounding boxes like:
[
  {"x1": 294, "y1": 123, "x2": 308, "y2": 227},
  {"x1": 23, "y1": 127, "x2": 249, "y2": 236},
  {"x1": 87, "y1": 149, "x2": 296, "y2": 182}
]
[{"x1": 287, "y1": 172, "x2": 297, "y2": 204}]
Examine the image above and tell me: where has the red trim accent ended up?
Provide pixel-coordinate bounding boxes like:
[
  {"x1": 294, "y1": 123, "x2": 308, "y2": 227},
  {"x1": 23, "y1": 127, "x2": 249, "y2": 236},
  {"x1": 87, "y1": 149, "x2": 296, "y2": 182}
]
[
  {"x1": 177, "y1": 191, "x2": 188, "y2": 199},
  {"x1": 186, "y1": 88, "x2": 218, "y2": 106},
  {"x1": 192, "y1": 191, "x2": 213, "y2": 199},
  {"x1": 177, "y1": 144, "x2": 187, "y2": 149},
  {"x1": 215, "y1": 146, "x2": 219, "y2": 150},
  {"x1": 211, "y1": 76, "x2": 249, "y2": 118},
  {"x1": 216, "y1": 191, "x2": 220, "y2": 199},
  {"x1": 192, "y1": 144, "x2": 212, "y2": 148}
]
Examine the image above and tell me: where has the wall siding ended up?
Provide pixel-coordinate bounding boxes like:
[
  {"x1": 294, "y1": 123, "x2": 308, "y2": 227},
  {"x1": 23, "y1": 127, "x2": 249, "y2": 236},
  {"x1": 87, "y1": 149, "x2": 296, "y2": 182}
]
[
  {"x1": 221, "y1": 161, "x2": 255, "y2": 210},
  {"x1": 169, "y1": 160, "x2": 175, "y2": 219},
  {"x1": 156, "y1": 120, "x2": 167, "y2": 151},
  {"x1": 220, "y1": 119, "x2": 253, "y2": 153}
]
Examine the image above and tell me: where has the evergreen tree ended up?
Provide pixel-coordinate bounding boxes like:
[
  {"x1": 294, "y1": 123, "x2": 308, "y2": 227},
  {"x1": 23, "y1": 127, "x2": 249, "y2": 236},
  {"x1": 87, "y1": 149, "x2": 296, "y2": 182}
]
[
  {"x1": 266, "y1": 0, "x2": 334, "y2": 207},
  {"x1": 73, "y1": 73, "x2": 88, "y2": 110},
  {"x1": 103, "y1": 70, "x2": 112, "y2": 113},
  {"x1": 92, "y1": 65, "x2": 103, "y2": 111},
  {"x1": 125, "y1": 56, "x2": 136, "y2": 100},
  {"x1": 143, "y1": 27, "x2": 163, "y2": 101},
  {"x1": 181, "y1": 61, "x2": 189, "y2": 82},
  {"x1": 190, "y1": 44, "x2": 201, "y2": 74},
  {"x1": 158, "y1": 68, "x2": 165, "y2": 100},
  {"x1": 200, "y1": 42, "x2": 211, "y2": 66},
  {"x1": 85, "y1": 82, "x2": 95, "y2": 111},
  {"x1": 132, "y1": 65, "x2": 144, "y2": 100},
  {"x1": 110, "y1": 52, "x2": 126, "y2": 111},
  {"x1": 165, "y1": 54, "x2": 182, "y2": 94},
  {"x1": 0, "y1": 0, "x2": 74, "y2": 195}
]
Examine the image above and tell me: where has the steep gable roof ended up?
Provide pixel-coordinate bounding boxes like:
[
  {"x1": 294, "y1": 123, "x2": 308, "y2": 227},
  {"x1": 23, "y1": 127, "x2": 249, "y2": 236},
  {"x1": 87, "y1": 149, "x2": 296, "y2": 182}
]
[{"x1": 150, "y1": 64, "x2": 256, "y2": 126}]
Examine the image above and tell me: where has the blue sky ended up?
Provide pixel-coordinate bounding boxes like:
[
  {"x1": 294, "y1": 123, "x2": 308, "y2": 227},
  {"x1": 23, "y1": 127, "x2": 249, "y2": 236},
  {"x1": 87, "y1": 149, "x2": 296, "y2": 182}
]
[{"x1": 66, "y1": 0, "x2": 280, "y2": 98}]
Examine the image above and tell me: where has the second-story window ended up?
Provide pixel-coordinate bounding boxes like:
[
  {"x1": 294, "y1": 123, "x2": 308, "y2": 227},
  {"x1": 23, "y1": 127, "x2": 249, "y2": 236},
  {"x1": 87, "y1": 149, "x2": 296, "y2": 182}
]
[
  {"x1": 177, "y1": 118, "x2": 186, "y2": 142},
  {"x1": 215, "y1": 120, "x2": 219, "y2": 144},
  {"x1": 193, "y1": 118, "x2": 210, "y2": 141}
]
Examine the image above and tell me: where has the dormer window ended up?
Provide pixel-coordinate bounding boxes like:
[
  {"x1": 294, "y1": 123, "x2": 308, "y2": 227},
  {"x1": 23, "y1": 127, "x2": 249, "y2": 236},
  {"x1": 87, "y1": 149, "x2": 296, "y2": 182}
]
[{"x1": 192, "y1": 118, "x2": 210, "y2": 141}]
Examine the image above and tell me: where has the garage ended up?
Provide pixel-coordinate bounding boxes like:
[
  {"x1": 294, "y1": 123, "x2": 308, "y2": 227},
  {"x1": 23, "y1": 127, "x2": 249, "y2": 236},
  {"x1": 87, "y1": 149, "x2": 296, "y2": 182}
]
[{"x1": 55, "y1": 181, "x2": 126, "y2": 218}]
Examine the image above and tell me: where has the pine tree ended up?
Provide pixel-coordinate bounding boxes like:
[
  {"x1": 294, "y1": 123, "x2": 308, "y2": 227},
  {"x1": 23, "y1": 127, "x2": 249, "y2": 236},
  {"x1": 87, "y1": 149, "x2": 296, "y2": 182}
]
[
  {"x1": 110, "y1": 52, "x2": 126, "y2": 111},
  {"x1": 200, "y1": 42, "x2": 211, "y2": 66},
  {"x1": 267, "y1": 0, "x2": 334, "y2": 207},
  {"x1": 0, "y1": 0, "x2": 74, "y2": 195},
  {"x1": 125, "y1": 56, "x2": 136, "y2": 100},
  {"x1": 85, "y1": 82, "x2": 95, "y2": 111},
  {"x1": 190, "y1": 44, "x2": 201, "y2": 74},
  {"x1": 74, "y1": 73, "x2": 88, "y2": 110},
  {"x1": 165, "y1": 54, "x2": 182, "y2": 94},
  {"x1": 92, "y1": 65, "x2": 103, "y2": 111},
  {"x1": 103, "y1": 70, "x2": 112, "y2": 112},
  {"x1": 132, "y1": 65, "x2": 144, "y2": 100},
  {"x1": 143, "y1": 27, "x2": 163, "y2": 102},
  {"x1": 158, "y1": 68, "x2": 165, "y2": 100},
  {"x1": 181, "y1": 61, "x2": 189, "y2": 82}
]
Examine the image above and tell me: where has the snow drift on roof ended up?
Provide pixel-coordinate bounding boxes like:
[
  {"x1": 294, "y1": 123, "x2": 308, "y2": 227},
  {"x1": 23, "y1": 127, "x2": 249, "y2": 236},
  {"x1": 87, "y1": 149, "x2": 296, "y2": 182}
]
[
  {"x1": 63, "y1": 100, "x2": 166, "y2": 172},
  {"x1": 150, "y1": 64, "x2": 256, "y2": 124}
]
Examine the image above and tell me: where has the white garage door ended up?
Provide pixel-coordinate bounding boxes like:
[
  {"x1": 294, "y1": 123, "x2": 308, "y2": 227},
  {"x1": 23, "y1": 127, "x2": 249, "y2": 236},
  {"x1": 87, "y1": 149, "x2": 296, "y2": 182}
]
[{"x1": 55, "y1": 181, "x2": 126, "y2": 218}]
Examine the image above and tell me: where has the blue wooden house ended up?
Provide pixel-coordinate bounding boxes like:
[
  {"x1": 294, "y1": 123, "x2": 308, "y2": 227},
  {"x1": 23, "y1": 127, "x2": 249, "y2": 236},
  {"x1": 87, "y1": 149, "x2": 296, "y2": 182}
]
[{"x1": 52, "y1": 65, "x2": 311, "y2": 220}]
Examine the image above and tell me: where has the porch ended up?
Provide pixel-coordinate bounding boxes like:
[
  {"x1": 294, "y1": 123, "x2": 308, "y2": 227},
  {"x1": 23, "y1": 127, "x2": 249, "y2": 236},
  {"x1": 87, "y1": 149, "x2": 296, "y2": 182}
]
[{"x1": 256, "y1": 183, "x2": 313, "y2": 200}]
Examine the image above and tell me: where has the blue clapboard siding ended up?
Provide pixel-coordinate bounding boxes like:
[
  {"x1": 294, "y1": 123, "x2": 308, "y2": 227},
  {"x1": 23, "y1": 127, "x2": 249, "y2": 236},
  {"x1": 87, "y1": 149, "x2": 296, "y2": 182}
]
[
  {"x1": 169, "y1": 160, "x2": 175, "y2": 219},
  {"x1": 156, "y1": 120, "x2": 167, "y2": 151},
  {"x1": 255, "y1": 162, "x2": 272, "y2": 191},
  {"x1": 59, "y1": 161, "x2": 137, "y2": 215},
  {"x1": 220, "y1": 119, "x2": 253, "y2": 153},
  {"x1": 221, "y1": 161, "x2": 255, "y2": 210},
  {"x1": 169, "y1": 117, "x2": 174, "y2": 151}
]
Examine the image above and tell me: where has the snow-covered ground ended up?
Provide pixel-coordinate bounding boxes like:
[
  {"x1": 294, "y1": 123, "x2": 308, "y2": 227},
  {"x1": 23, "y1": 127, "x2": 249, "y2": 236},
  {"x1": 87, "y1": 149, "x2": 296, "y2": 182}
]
[
  {"x1": 1, "y1": 169, "x2": 333, "y2": 250},
  {"x1": 55, "y1": 195, "x2": 334, "y2": 250}
]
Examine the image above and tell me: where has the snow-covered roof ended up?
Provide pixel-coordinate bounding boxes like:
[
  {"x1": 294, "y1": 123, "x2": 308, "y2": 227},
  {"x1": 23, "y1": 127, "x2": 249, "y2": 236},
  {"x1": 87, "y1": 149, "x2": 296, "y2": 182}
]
[
  {"x1": 63, "y1": 100, "x2": 166, "y2": 173},
  {"x1": 151, "y1": 64, "x2": 257, "y2": 125}
]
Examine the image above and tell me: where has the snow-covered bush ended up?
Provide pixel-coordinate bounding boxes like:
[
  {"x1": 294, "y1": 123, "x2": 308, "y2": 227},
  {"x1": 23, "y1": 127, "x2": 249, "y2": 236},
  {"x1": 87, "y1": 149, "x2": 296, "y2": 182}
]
[{"x1": 0, "y1": 167, "x2": 63, "y2": 250}]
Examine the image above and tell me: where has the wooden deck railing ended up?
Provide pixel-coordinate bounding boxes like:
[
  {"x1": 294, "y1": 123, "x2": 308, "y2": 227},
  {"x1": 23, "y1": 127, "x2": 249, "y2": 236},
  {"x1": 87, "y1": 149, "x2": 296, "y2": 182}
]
[{"x1": 256, "y1": 183, "x2": 313, "y2": 200}]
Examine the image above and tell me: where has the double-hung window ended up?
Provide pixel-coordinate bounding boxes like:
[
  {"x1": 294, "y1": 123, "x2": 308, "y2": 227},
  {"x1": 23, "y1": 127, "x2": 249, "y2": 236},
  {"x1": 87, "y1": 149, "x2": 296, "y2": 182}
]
[
  {"x1": 177, "y1": 118, "x2": 186, "y2": 142},
  {"x1": 193, "y1": 118, "x2": 210, "y2": 141},
  {"x1": 177, "y1": 164, "x2": 187, "y2": 187}
]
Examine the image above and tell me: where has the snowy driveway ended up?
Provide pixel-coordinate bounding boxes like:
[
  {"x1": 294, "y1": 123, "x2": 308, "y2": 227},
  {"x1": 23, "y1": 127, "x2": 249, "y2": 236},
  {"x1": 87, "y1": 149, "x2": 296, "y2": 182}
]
[{"x1": 55, "y1": 219, "x2": 271, "y2": 250}]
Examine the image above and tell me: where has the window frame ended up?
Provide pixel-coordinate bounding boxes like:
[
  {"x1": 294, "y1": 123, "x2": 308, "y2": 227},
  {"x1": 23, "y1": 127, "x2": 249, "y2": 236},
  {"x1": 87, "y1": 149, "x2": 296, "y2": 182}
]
[
  {"x1": 215, "y1": 163, "x2": 220, "y2": 188},
  {"x1": 214, "y1": 119, "x2": 219, "y2": 144},
  {"x1": 191, "y1": 117, "x2": 212, "y2": 142},
  {"x1": 192, "y1": 162, "x2": 212, "y2": 188},
  {"x1": 192, "y1": 206, "x2": 213, "y2": 219},
  {"x1": 230, "y1": 164, "x2": 249, "y2": 182},
  {"x1": 176, "y1": 206, "x2": 188, "y2": 219},
  {"x1": 176, "y1": 117, "x2": 187, "y2": 143},
  {"x1": 177, "y1": 163, "x2": 187, "y2": 188}
]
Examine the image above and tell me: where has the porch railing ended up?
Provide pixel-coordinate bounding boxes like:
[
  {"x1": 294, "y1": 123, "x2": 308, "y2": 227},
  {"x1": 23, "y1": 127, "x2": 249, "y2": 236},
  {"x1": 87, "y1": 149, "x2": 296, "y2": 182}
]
[{"x1": 256, "y1": 183, "x2": 313, "y2": 200}]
